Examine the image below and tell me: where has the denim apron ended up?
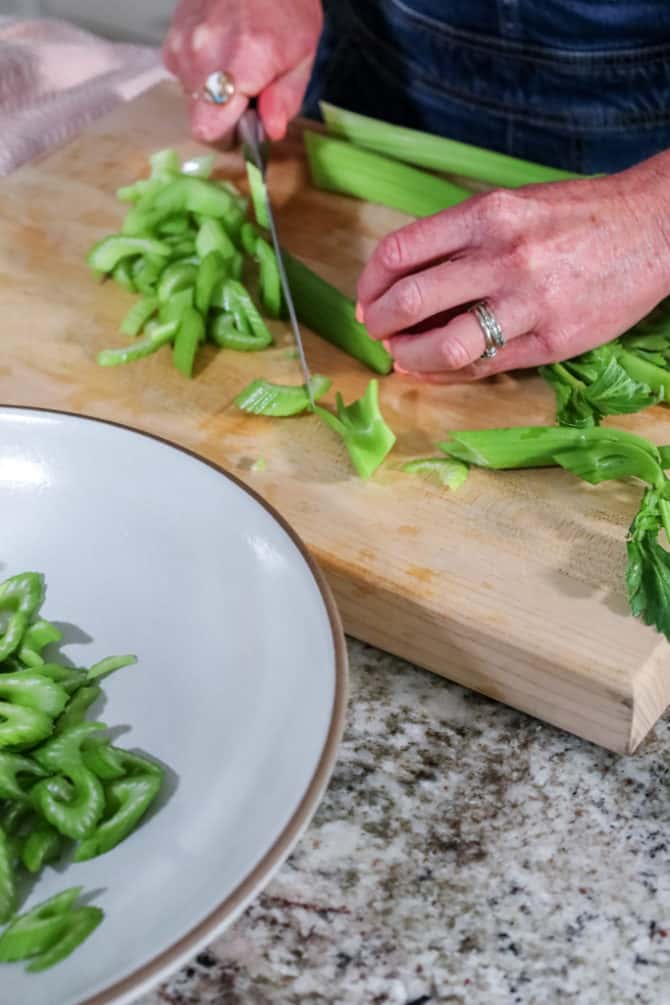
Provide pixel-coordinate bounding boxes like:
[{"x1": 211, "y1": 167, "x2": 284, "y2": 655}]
[{"x1": 303, "y1": 0, "x2": 670, "y2": 173}]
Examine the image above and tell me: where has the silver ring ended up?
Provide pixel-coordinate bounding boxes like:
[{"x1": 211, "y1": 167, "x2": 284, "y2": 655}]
[
  {"x1": 471, "y1": 300, "x2": 506, "y2": 359},
  {"x1": 194, "y1": 70, "x2": 236, "y2": 105}
]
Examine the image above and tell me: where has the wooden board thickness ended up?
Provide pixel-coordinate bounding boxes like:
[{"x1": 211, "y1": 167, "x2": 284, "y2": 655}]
[{"x1": 1, "y1": 82, "x2": 670, "y2": 753}]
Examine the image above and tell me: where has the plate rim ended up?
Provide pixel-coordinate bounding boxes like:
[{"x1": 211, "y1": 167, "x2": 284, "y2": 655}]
[{"x1": 0, "y1": 403, "x2": 349, "y2": 1005}]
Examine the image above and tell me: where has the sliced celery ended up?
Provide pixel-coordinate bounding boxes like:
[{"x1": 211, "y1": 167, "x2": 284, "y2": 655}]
[{"x1": 235, "y1": 376, "x2": 332, "y2": 416}]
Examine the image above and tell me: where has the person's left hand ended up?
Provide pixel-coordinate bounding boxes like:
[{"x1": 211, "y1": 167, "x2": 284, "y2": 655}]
[{"x1": 356, "y1": 156, "x2": 670, "y2": 381}]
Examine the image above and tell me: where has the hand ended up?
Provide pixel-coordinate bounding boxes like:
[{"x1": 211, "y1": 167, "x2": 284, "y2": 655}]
[
  {"x1": 163, "y1": 0, "x2": 322, "y2": 143},
  {"x1": 356, "y1": 155, "x2": 670, "y2": 381}
]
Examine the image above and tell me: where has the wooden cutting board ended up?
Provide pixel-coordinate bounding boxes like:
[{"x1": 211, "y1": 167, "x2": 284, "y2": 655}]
[{"x1": 2, "y1": 81, "x2": 670, "y2": 754}]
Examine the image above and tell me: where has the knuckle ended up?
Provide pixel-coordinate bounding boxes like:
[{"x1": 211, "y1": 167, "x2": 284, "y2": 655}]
[
  {"x1": 378, "y1": 231, "x2": 405, "y2": 272},
  {"x1": 478, "y1": 188, "x2": 522, "y2": 232},
  {"x1": 507, "y1": 237, "x2": 542, "y2": 276},
  {"x1": 539, "y1": 327, "x2": 570, "y2": 361},
  {"x1": 394, "y1": 276, "x2": 423, "y2": 320},
  {"x1": 440, "y1": 335, "x2": 470, "y2": 371}
]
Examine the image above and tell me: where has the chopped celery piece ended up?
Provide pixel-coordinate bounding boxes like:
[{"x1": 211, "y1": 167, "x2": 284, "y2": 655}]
[
  {"x1": 87, "y1": 654, "x2": 137, "y2": 683},
  {"x1": 173, "y1": 307, "x2": 205, "y2": 378},
  {"x1": 181, "y1": 153, "x2": 215, "y2": 178},
  {"x1": 215, "y1": 279, "x2": 273, "y2": 345},
  {"x1": 245, "y1": 160, "x2": 270, "y2": 229},
  {"x1": 209, "y1": 313, "x2": 271, "y2": 350},
  {"x1": 112, "y1": 260, "x2": 135, "y2": 291},
  {"x1": 235, "y1": 376, "x2": 332, "y2": 416},
  {"x1": 196, "y1": 217, "x2": 236, "y2": 260},
  {"x1": 158, "y1": 215, "x2": 193, "y2": 236},
  {"x1": 157, "y1": 262, "x2": 198, "y2": 303},
  {"x1": 241, "y1": 221, "x2": 263, "y2": 255},
  {"x1": 87, "y1": 236, "x2": 170, "y2": 274},
  {"x1": 97, "y1": 322, "x2": 177, "y2": 366},
  {"x1": 120, "y1": 295, "x2": 158, "y2": 338},
  {"x1": 304, "y1": 130, "x2": 470, "y2": 217},
  {"x1": 255, "y1": 238, "x2": 283, "y2": 318},
  {"x1": 403, "y1": 458, "x2": 469, "y2": 489},
  {"x1": 159, "y1": 287, "x2": 194, "y2": 323},
  {"x1": 314, "y1": 379, "x2": 395, "y2": 479},
  {"x1": 195, "y1": 251, "x2": 227, "y2": 314},
  {"x1": 150, "y1": 148, "x2": 180, "y2": 178}
]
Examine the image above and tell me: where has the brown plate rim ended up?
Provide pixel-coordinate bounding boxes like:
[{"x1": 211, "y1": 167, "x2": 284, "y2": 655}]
[{"x1": 0, "y1": 403, "x2": 349, "y2": 1005}]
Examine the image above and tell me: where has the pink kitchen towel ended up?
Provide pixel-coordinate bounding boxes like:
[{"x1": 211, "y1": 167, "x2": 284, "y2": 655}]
[{"x1": 0, "y1": 17, "x2": 169, "y2": 175}]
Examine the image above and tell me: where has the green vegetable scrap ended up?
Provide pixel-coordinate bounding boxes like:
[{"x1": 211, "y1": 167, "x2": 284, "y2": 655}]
[
  {"x1": 0, "y1": 572, "x2": 165, "y2": 972},
  {"x1": 440, "y1": 424, "x2": 670, "y2": 640},
  {"x1": 235, "y1": 375, "x2": 332, "y2": 416},
  {"x1": 402, "y1": 457, "x2": 469, "y2": 490},
  {"x1": 0, "y1": 887, "x2": 103, "y2": 972},
  {"x1": 245, "y1": 160, "x2": 270, "y2": 230},
  {"x1": 314, "y1": 380, "x2": 396, "y2": 479},
  {"x1": 540, "y1": 341, "x2": 665, "y2": 429}
]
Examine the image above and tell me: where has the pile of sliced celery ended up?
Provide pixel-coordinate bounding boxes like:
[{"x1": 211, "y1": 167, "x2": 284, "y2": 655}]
[
  {"x1": 88, "y1": 149, "x2": 392, "y2": 376},
  {"x1": 0, "y1": 572, "x2": 164, "y2": 972}
]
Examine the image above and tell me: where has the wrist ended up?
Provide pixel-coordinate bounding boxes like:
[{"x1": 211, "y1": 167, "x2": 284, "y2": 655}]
[{"x1": 617, "y1": 151, "x2": 670, "y2": 293}]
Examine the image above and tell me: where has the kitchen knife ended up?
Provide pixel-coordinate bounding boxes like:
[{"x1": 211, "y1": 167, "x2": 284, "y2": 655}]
[{"x1": 237, "y1": 102, "x2": 315, "y2": 407}]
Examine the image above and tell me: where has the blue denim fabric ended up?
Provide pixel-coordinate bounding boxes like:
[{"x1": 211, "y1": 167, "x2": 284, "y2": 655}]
[{"x1": 303, "y1": 0, "x2": 670, "y2": 173}]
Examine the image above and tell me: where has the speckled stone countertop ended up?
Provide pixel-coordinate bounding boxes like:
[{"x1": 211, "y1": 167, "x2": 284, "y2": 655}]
[{"x1": 140, "y1": 640, "x2": 670, "y2": 1005}]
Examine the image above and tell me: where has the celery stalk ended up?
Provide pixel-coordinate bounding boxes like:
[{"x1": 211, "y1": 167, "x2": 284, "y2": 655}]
[
  {"x1": 439, "y1": 426, "x2": 662, "y2": 470},
  {"x1": 283, "y1": 252, "x2": 392, "y2": 375},
  {"x1": 304, "y1": 131, "x2": 471, "y2": 217},
  {"x1": 320, "y1": 103, "x2": 583, "y2": 189}
]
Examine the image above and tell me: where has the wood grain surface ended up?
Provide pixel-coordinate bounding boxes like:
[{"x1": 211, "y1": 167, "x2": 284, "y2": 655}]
[{"x1": 2, "y1": 82, "x2": 670, "y2": 753}]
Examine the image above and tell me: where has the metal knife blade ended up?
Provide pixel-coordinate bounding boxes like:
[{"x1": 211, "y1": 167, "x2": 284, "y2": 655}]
[{"x1": 238, "y1": 105, "x2": 315, "y2": 407}]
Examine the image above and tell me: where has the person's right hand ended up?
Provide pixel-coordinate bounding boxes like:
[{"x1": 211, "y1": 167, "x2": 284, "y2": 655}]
[{"x1": 163, "y1": 0, "x2": 323, "y2": 144}]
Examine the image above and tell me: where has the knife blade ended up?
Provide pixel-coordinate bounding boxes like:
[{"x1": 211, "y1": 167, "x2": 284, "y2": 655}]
[{"x1": 237, "y1": 104, "x2": 315, "y2": 408}]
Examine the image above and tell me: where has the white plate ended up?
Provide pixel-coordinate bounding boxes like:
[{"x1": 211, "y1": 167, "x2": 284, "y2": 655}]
[{"x1": 0, "y1": 406, "x2": 347, "y2": 1005}]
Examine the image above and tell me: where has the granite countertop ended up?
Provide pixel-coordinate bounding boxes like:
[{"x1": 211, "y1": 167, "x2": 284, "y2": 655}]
[{"x1": 140, "y1": 640, "x2": 670, "y2": 1005}]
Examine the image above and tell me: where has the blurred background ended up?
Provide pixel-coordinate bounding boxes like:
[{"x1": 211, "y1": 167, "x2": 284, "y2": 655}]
[{"x1": 0, "y1": 0, "x2": 170, "y2": 43}]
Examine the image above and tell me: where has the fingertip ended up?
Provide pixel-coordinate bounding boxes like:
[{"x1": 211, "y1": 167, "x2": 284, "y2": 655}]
[
  {"x1": 258, "y1": 90, "x2": 287, "y2": 141},
  {"x1": 264, "y1": 114, "x2": 287, "y2": 142}
]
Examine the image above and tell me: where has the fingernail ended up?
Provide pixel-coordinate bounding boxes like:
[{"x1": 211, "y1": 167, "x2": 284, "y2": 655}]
[
  {"x1": 394, "y1": 363, "x2": 410, "y2": 374},
  {"x1": 382, "y1": 339, "x2": 392, "y2": 353},
  {"x1": 355, "y1": 302, "x2": 364, "y2": 324}
]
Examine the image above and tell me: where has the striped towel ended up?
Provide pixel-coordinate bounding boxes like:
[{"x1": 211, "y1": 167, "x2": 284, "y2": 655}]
[{"x1": 0, "y1": 17, "x2": 169, "y2": 175}]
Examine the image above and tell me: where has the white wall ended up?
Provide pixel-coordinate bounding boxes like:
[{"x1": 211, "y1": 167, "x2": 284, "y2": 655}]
[{"x1": 0, "y1": 0, "x2": 173, "y2": 44}]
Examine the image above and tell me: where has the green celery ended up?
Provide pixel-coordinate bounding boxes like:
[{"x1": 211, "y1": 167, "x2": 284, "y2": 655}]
[
  {"x1": 235, "y1": 376, "x2": 332, "y2": 416},
  {"x1": 283, "y1": 253, "x2": 392, "y2": 375},
  {"x1": 173, "y1": 307, "x2": 205, "y2": 378},
  {"x1": 315, "y1": 380, "x2": 396, "y2": 479},
  {"x1": 305, "y1": 131, "x2": 471, "y2": 217},
  {"x1": 320, "y1": 102, "x2": 583, "y2": 188},
  {"x1": 245, "y1": 161, "x2": 270, "y2": 229},
  {"x1": 403, "y1": 457, "x2": 469, "y2": 489}
]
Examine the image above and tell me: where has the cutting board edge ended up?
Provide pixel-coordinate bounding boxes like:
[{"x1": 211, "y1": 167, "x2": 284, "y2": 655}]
[
  {"x1": 629, "y1": 642, "x2": 670, "y2": 753},
  {"x1": 324, "y1": 564, "x2": 639, "y2": 754}
]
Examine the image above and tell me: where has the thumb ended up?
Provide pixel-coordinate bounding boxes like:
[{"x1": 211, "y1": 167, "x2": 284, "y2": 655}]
[{"x1": 258, "y1": 54, "x2": 314, "y2": 141}]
